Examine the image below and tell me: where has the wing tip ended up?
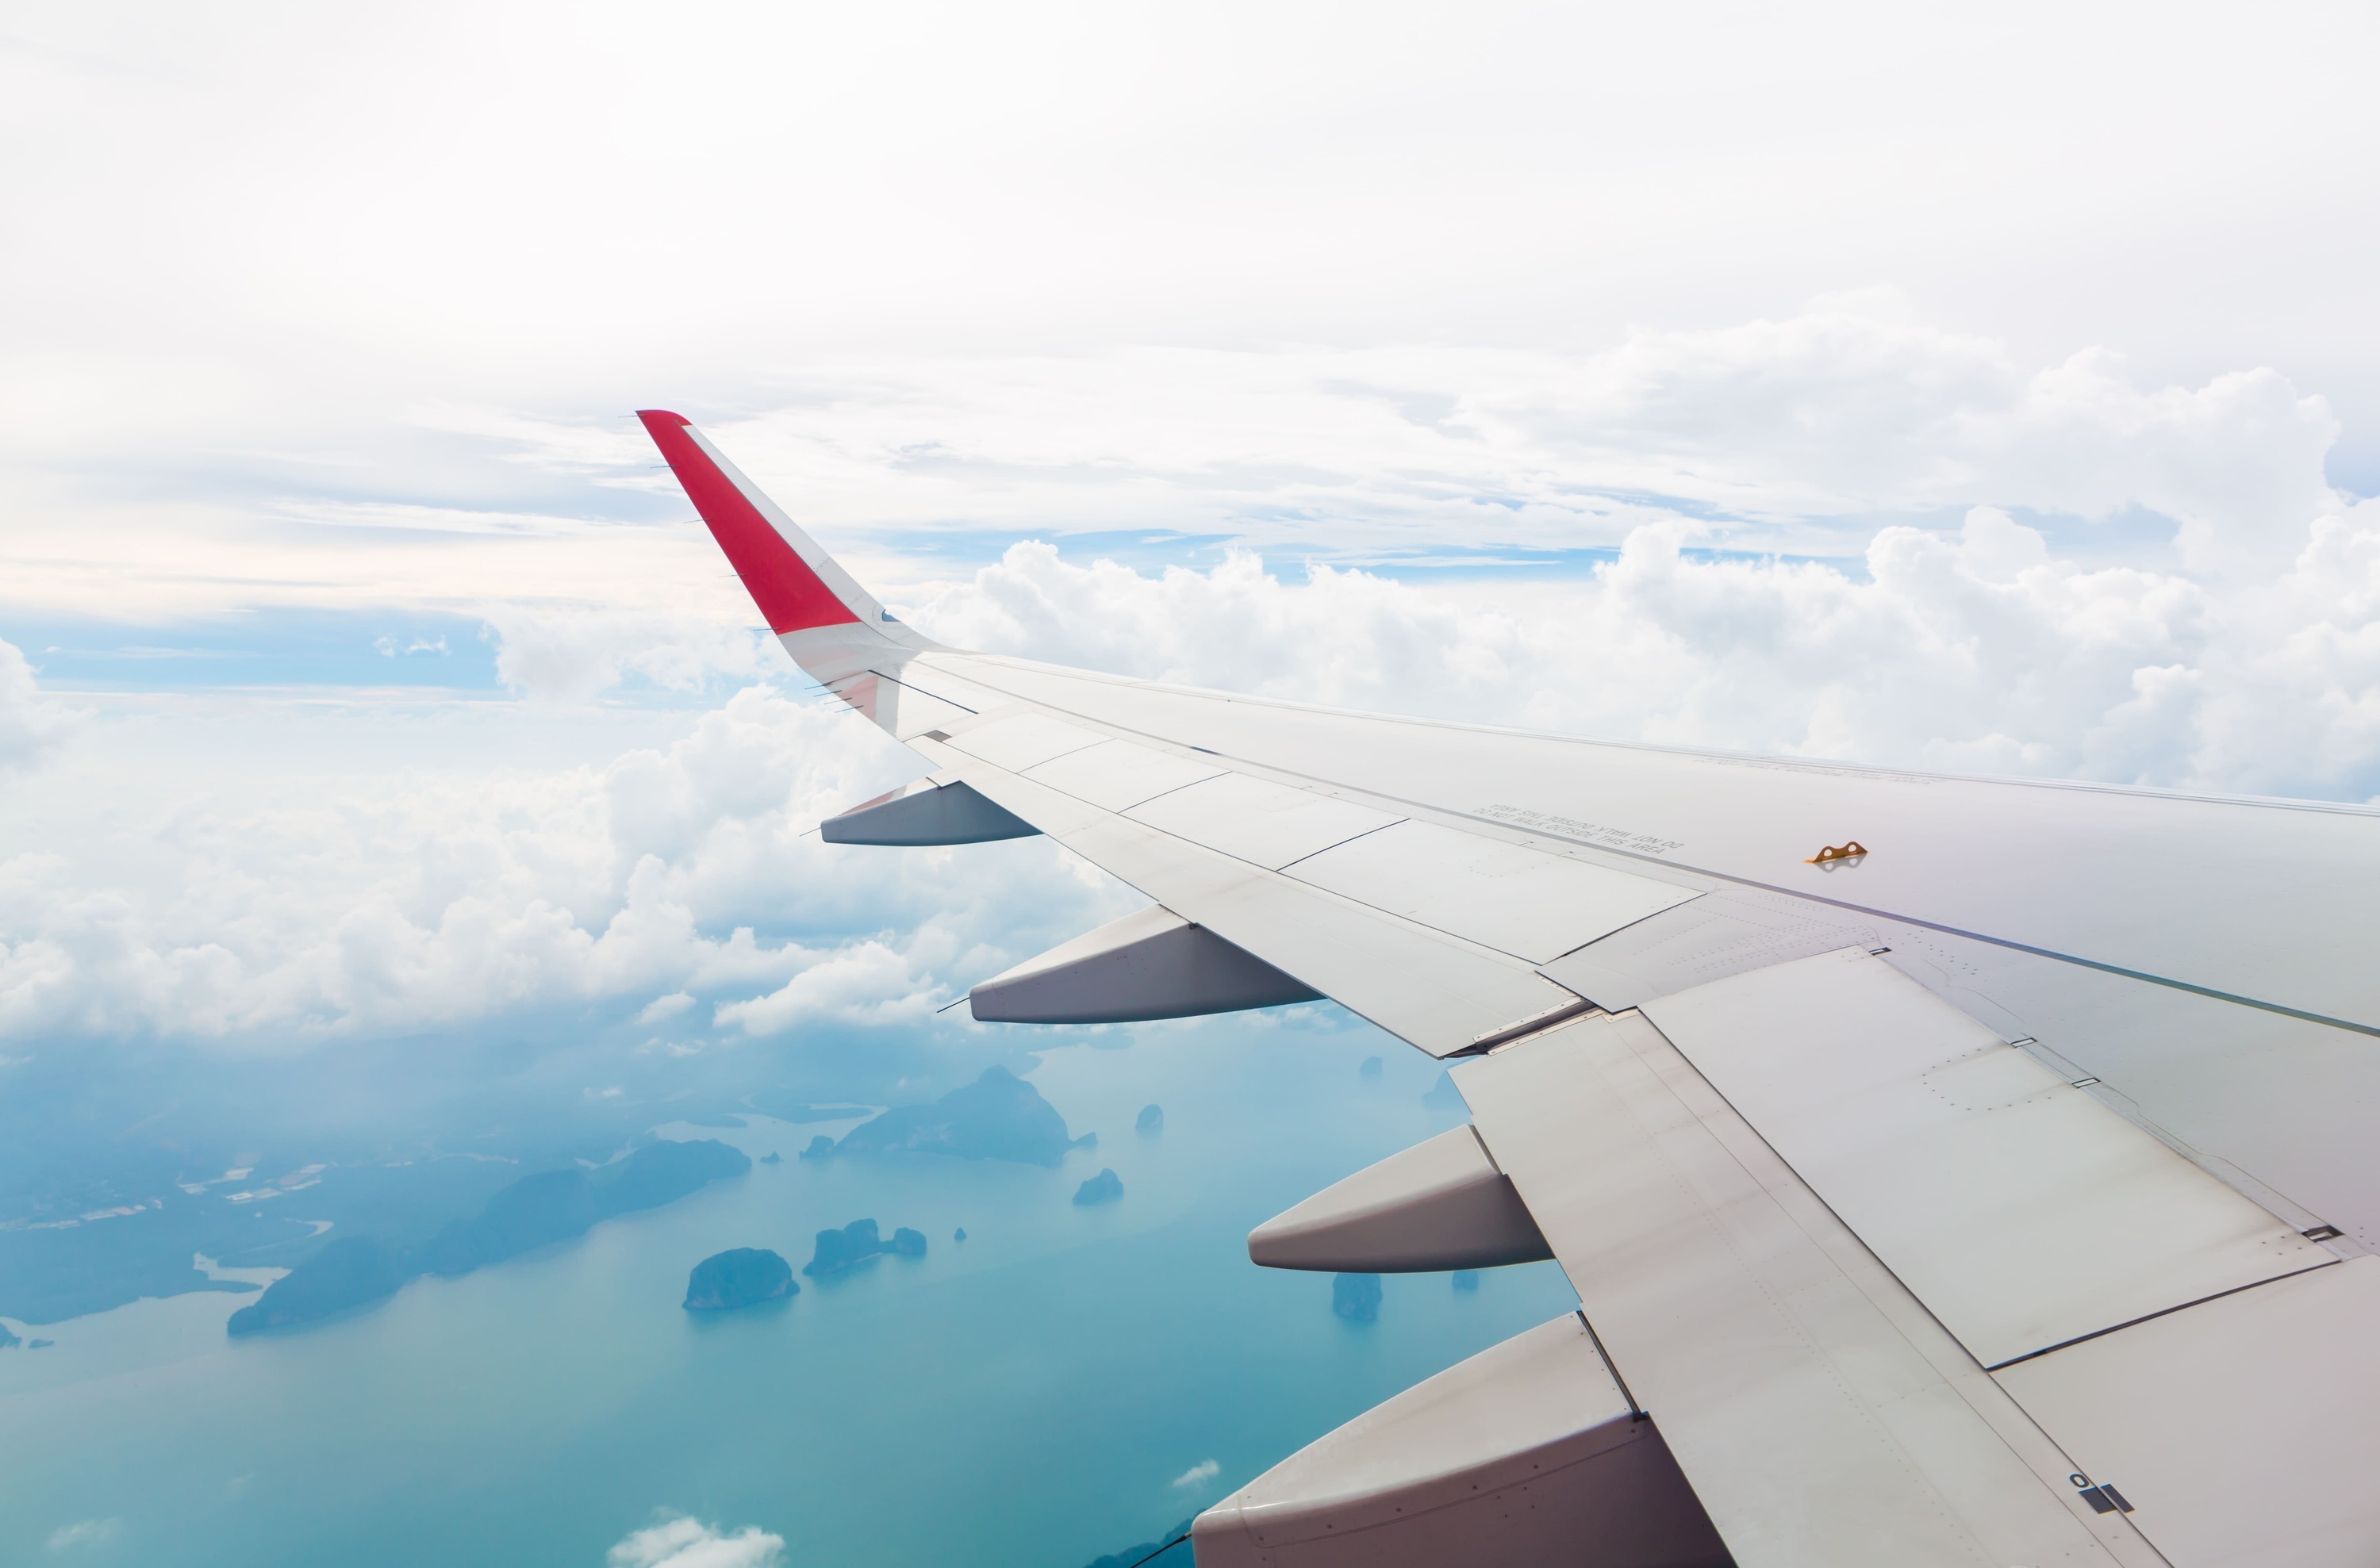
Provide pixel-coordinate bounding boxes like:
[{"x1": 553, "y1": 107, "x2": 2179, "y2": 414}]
[{"x1": 636, "y1": 407, "x2": 867, "y2": 637}]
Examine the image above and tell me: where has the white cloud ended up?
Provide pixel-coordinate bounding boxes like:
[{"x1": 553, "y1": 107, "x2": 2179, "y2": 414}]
[
  {"x1": 893, "y1": 478, "x2": 2380, "y2": 802},
  {"x1": 605, "y1": 1516, "x2": 784, "y2": 1568},
  {"x1": 712, "y1": 934, "x2": 955, "y2": 1037},
  {"x1": 482, "y1": 609, "x2": 774, "y2": 703},
  {"x1": 0, "y1": 680, "x2": 1125, "y2": 1044},
  {"x1": 45, "y1": 1517, "x2": 121, "y2": 1548},
  {"x1": 636, "y1": 992, "x2": 695, "y2": 1025},
  {"x1": 0, "y1": 639, "x2": 78, "y2": 772},
  {"x1": 0, "y1": 301, "x2": 2361, "y2": 635},
  {"x1": 1171, "y1": 1459, "x2": 1220, "y2": 1489}
]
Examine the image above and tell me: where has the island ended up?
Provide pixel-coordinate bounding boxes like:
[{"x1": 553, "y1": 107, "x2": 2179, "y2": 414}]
[
  {"x1": 1453, "y1": 1270, "x2": 1480, "y2": 1293},
  {"x1": 1135, "y1": 1104, "x2": 1163, "y2": 1134},
  {"x1": 0, "y1": 1324, "x2": 17, "y2": 1348},
  {"x1": 799, "y1": 1136, "x2": 835, "y2": 1160},
  {"x1": 227, "y1": 1236, "x2": 404, "y2": 1336},
  {"x1": 804, "y1": 1218, "x2": 928, "y2": 1277},
  {"x1": 684, "y1": 1248, "x2": 795, "y2": 1310},
  {"x1": 827, "y1": 1065, "x2": 1081, "y2": 1167},
  {"x1": 1360, "y1": 1055, "x2": 1384, "y2": 1079},
  {"x1": 228, "y1": 1137, "x2": 750, "y2": 1337},
  {"x1": 1333, "y1": 1272, "x2": 1382, "y2": 1322},
  {"x1": 1073, "y1": 1168, "x2": 1123, "y2": 1206},
  {"x1": 954, "y1": 1227, "x2": 967, "y2": 1243},
  {"x1": 758, "y1": 1152, "x2": 782, "y2": 1165}
]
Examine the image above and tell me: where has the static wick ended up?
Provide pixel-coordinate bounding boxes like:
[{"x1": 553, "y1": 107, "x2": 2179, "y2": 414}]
[{"x1": 1804, "y1": 841, "x2": 1868, "y2": 865}]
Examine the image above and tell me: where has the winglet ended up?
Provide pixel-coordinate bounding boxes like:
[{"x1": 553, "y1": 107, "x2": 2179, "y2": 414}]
[{"x1": 637, "y1": 410, "x2": 869, "y2": 634}]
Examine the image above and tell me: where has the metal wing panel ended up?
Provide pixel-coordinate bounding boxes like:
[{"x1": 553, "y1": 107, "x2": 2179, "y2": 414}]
[
  {"x1": 1640, "y1": 949, "x2": 2333, "y2": 1368},
  {"x1": 941, "y1": 711, "x2": 1111, "y2": 772},
  {"x1": 1992, "y1": 1256, "x2": 2380, "y2": 1566},
  {"x1": 1123, "y1": 771, "x2": 1407, "y2": 870},
  {"x1": 1019, "y1": 738, "x2": 1226, "y2": 811},
  {"x1": 914, "y1": 738, "x2": 1592, "y2": 1056},
  {"x1": 1536, "y1": 888, "x2": 1886, "y2": 1010},
  {"x1": 1283, "y1": 819, "x2": 1700, "y2": 964},
  {"x1": 1454, "y1": 1011, "x2": 2161, "y2": 1568}
]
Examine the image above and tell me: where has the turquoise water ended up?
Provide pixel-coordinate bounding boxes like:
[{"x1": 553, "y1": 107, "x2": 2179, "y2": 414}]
[{"x1": 0, "y1": 1022, "x2": 1579, "y2": 1566}]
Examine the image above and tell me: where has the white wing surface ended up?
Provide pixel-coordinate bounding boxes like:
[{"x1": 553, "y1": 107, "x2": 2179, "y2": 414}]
[{"x1": 640, "y1": 411, "x2": 2380, "y2": 1568}]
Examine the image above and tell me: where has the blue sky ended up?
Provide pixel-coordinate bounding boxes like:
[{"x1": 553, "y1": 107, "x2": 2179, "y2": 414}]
[{"x1": 7, "y1": 0, "x2": 2380, "y2": 1060}]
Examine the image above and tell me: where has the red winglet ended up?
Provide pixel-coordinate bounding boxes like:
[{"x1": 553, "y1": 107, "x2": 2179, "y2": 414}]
[{"x1": 637, "y1": 410, "x2": 860, "y2": 634}]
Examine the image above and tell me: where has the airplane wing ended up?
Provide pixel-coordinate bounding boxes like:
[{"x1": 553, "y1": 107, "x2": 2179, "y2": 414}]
[{"x1": 640, "y1": 409, "x2": 2380, "y2": 1568}]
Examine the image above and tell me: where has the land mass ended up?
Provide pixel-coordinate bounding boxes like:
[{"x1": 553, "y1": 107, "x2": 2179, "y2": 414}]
[
  {"x1": 1332, "y1": 1272, "x2": 1382, "y2": 1322},
  {"x1": 227, "y1": 1138, "x2": 750, "y2": 1336},
  {"x1": 830, "y1": 1066, "x2": 1081, "y2": 1167},
  {"x1": 685, "y1": 1247, "x2": 795, "y2": 1310},
  {"x1": 1073, "y1": 1168, "x2": 1123, "y2": 1206},
  {"x1": 804, "y1": 1218, "x2": 927, "y2": 1277}
]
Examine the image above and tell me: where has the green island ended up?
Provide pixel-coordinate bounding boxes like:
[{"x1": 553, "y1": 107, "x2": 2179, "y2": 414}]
[{"x1": 228, "y1": 1138, "x2": 750, "y2": 1336}]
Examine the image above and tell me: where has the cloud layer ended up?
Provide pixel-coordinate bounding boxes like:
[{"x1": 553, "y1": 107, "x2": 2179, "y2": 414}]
[
  {"x1": 901, "y1": 489, "x2": 2380, "y2": 801},
  {"x1": 0, "y1": 678, "x2": 1125, "y2": 1045},
  {"x1": 0, "y1": 640, "x2": 76, "y2": 772}
]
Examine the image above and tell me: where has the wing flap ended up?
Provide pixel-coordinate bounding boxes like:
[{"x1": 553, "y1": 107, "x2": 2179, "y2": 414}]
[
  {"x1": 1456, "y1": 1011, "x2": 2160, "y2": 1568},
  {"x1": 1641, "y1": 949, "x2": 2332, "y2": 1368},
  {"x1": 1993, "y1": 1256, "x2": 2380, "y2": 1565}
]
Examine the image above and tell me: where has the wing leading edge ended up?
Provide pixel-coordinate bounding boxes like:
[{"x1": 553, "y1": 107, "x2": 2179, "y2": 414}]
[{"x1": 644, "y1": 412, "x2": 2380, "y2": 1567}]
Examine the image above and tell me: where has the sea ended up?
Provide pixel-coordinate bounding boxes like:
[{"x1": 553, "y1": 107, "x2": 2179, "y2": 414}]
[{"x1": 0, "y1": 1021, "x2": 1580, "y2": 1566}]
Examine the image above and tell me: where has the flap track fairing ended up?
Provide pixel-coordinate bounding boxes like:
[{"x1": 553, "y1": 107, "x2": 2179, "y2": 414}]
[
  {"x1": 1247, "y1": 1125, "x2": 1553, "y2": 1273},
  {"x1": 1192, "y1": 1313, "x2": 1729, "y2": 1568},
  {"x1": 820, "y1": 779, "x2": 1041, "y2": 845},
  {"x1": 968, "y1": 905, "x2": 1322, "y2": 1025}
]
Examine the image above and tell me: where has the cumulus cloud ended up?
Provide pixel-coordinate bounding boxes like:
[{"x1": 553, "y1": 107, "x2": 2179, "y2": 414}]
[
  {"x1": 605, "y1": 1516, "x2": 784, "y2": 1568},
  {"x1": 1171, "y1": 1459, "x2": 1220, "y2": 1489},
  {"x1": 712, "y1": 935, "x2": 954, "y2": 1036},
  {"x1": 0, "y1": 638, "x2": 77, "y2": 772},
  {"x1": 636, "y1": 992, "x2": 696, "y2": 1024},
  {"x1": 898, "y1": 481, "x2": 2380, "y2": 801},
  {"x1": 0, "y1": 684, "x2": 1123, "y2": 1044},
  {"x1": 482, "y1": 609, "x2": 775, "y2": 703}
]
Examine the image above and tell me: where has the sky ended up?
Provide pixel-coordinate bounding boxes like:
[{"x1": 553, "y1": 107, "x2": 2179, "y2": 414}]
[{"x1": 5, "y1": 0, "x2": 2380, "y2": 1059}]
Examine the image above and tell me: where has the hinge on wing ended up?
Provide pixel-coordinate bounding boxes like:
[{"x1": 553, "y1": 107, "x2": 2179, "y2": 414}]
[
  {"x1": 2071, "y1": 1474, "x2": 2136, "y2": 1515},
  {"x1": 1805, "y1": 841, "x2": 1869, "y2": 865},
  {"x1": 1454, "y1": 996, "x2": 1599, "y2": 1056}
]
